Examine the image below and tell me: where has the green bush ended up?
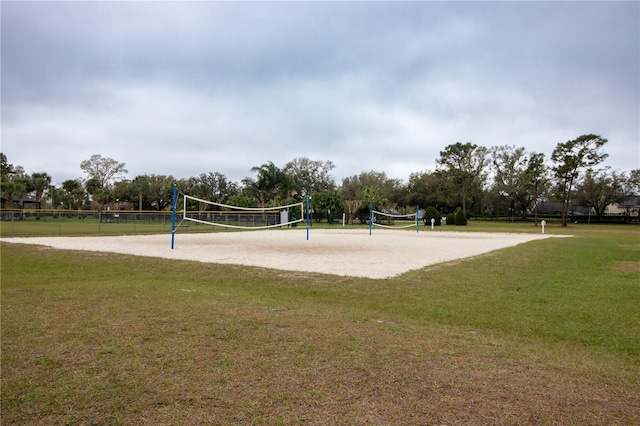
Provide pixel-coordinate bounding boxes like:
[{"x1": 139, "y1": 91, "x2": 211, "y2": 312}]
[
  {"x1": 423, "y1": 206, "x2": 442, "y2": 226},
  {"x1": 445, "y1": 213, "x2": 456, "y2": 225},
  {"x1": 455, "y1": 210, "x2": 468, "y2": 226}
]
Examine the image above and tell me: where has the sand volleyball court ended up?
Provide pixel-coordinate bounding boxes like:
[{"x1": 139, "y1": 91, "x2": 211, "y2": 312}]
[{"x1": 2, "y1": 229, "x2": 568, "y2": 279}]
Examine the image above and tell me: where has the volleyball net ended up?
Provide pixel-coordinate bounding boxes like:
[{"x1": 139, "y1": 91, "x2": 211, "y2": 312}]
[
  {"x1": 171, "y1": 185, "x2": 310, "y2": 248},
  {"x1": 369, "y1": 202, "x2": 420, "y2": 234}
]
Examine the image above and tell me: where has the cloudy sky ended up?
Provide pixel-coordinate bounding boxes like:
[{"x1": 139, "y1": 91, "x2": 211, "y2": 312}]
[{"x1": 2, "y1": 1, "x2": 638, "y2": 187}]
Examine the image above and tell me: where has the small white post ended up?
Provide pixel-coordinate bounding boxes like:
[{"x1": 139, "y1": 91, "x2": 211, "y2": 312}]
[
  {"x1": 541, "y1": 220, "x2": 546, "y2": 234},
  {"x1": 431, "y1": 218, "x2": 435, "y2": 230},
  {"x1": 342, "y1": 212, "x2": 345, "y2": 226}
]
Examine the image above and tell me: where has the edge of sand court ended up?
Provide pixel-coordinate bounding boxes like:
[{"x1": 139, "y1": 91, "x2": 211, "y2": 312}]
[{"x1": 1, "y1": 229, "x2": 570, "y2": 279}]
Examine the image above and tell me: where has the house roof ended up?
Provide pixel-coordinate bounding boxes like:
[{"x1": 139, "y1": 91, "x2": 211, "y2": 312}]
[
  {"x1": 534, "y1": 201, "x2": 592, "y2": 215},
  {"x1": 0, "y1": 195, "x2": 38, "y2": 203},
  {"x1": 1, "y1": 195, "x2": 38, "y2": 204},
  {"x1": 618, "y1": 196, "x2": 640, "y2": 208}
]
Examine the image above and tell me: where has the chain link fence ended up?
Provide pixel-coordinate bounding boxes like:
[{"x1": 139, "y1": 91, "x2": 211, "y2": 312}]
[{"x1": 0, "y1": 209, "x2": 177, "y2": 237}]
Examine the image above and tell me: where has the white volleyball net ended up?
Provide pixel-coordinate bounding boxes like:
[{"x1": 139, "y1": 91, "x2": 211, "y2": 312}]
[
  {"x1": 178, "y1": 194, "x2": 305, "y2": 230},
  {"x1": 371, "y1": 208, "x2": 419, "y2": 230}
]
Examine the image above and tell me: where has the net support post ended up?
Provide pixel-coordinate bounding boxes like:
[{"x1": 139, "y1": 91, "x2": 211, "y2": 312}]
[
  {"x1": 369, "y1": 200, "x2": 373, "y2": 236},
  {"x1": 171, "y1": 184, "x2": 177, "y2": 249},
  {"x1": 416, "y1": 204, "x2": 419, "y2": 233},
  {"x1": 306, "y1": 196, "x2": 311, "y2": 241}
]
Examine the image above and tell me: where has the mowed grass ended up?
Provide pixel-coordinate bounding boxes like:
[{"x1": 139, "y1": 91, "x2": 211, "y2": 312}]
[
  {"x1": 0, "y1": 215, "x2": 173, "y2": 237},
  {"x1": 1, "y1": 223, "x2": 639, "y2": 425}
]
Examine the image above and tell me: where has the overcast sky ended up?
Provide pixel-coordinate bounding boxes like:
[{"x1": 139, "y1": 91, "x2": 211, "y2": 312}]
[{"x1": 2, "y1": 1, "x2": 638, "y2": 187}]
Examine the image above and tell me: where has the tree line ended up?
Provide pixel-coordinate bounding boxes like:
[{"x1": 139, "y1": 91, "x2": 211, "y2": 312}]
[{"x1": 2, "y1": 134, "x2": 638, "y2": 227}]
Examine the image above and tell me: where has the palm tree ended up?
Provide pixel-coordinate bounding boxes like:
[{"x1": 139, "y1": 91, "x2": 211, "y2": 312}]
[
  {"x1": 48, "y1": 187, "x2": 67, "y2": 211},
  {"x1": 31, "y1": 172, "x2": 52, "y2": 218},
  {"x1": 130, "y1": 175, "x2": 151, "y2": 211},
  {"x1": 189, "y1": 182, "x2": 214, "y2": 212},
  {"x1": 1, "y1": 179, "x2": 26, "y2": 210},
  {"x1": 61, "y1": 179, "x2": 83, "y2": 210},
  {"x1": 31, "y1": 172, "x2": 52, "y2": 207},
  {"x1": 250, "y1": 162, "x2": 291, "y2": 207}
]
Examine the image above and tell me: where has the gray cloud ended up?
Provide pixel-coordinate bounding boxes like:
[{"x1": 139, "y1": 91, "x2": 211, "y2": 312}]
[{"x1": 2, "y1": 1, "x2": 638, "y2": 186}]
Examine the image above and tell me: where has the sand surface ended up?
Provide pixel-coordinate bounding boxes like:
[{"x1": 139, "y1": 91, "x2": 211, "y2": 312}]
[{"x1": 2, "y1": 229, "x2": 567, "y2": 279}]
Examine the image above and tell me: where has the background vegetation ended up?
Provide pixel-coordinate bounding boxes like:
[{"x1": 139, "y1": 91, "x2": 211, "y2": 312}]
[{"x1": 2, "y1": 135, "x2": 639, "y2": 227}]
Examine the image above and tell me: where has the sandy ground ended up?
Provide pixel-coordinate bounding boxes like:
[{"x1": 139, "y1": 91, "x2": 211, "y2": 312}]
[{"x1": 2, "y1": 228, "x2": 567, "y2": 279}]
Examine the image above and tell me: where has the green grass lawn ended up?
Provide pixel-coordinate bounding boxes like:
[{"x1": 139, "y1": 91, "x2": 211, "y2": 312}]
[
  {"x1": 0, "y1": 213, "x2": 173, "y2": 237},
  {"x1": 1, "y1": 222, "x2": 639, "y2": 425}
]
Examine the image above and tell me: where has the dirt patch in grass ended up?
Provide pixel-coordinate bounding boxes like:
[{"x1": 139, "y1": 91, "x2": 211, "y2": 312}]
[
  {"x1": 611, "y1": 261, "x2": 640, "y2": 273},
  {"x1": 3, "y1": 303, "x2": 638, "y2": 425}
]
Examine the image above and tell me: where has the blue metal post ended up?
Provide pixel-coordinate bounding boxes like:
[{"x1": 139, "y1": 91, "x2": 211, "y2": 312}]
[
  {"x1": 171, "y1": 184, "x2": 177, "y2": 249},
  {"x1": 306, "y1": 196, "x2": 311, "y2": 241},
  {"x1": 416, "y1": 204, "x2": 419, "y2": 233}
]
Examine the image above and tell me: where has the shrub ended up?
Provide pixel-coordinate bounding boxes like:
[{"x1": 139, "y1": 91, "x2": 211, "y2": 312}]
[
  {"x1": 455, "y1": 210, "x2": 468, "y2": 226},
  {"x1": 445, "y1": 213, "x2": 456, "y2": 225},
  {"x1": 423, "y1": 206, "x2": 442, "y2": 226}
]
